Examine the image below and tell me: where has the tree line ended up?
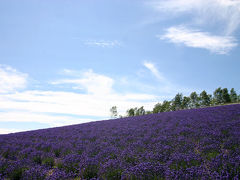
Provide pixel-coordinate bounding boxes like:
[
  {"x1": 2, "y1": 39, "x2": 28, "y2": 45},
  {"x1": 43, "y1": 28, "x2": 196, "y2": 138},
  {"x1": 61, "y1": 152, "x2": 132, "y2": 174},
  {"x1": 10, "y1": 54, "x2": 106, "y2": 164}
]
[{"x1": 110, "y1": 87, "x2": 240, "y2": 118}]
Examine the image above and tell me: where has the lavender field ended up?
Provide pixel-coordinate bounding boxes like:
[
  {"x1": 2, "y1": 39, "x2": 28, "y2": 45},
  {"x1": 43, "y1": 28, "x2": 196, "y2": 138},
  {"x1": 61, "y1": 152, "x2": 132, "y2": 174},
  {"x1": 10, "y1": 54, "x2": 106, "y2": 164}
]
[{"x1": 0, "y1": 104, "x2": 240, "y2": 179}]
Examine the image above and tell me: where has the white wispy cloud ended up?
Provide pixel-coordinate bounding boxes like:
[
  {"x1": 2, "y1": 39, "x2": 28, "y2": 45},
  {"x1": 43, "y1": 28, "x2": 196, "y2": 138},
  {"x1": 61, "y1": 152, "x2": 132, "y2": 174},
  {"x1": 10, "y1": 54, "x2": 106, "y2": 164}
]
[
  {"x1": 52, "y1": 69, "x2": 114, "y2": 95},
  {"x1": 0, "y1": 90, "x2": 157, "y2": 118},
  {"x1": 159, "y1": 26, "x2": 237, "y2": 54},
  {"x1": 142, "y1": 61, "x2": 196, "y2": 95},
  {"x1": 0, "y1": 128, "x2": 25, "y2": 135},
  {"x1": 0, "y1": 111, "x2": 94, "y2": 127},
  {"x1": 149, "y1": 0, "x2": 240, "y2": 54},
  {"x1": 151, "y1": 0, "x2": 240, "y2": 35},
  {"x1": 143, "y1": 61, "x2": 166, "y2": 82},
  {"x1": 143, "y1": 61, "x2": 174, "y2": 91},
  {"x1": 0, "y1": 64, "x2": 195, "y2": 134},
  {"x1": 0, "y1": 65, "x2": 28, "y2": 93},
  {"x1": 84, "y1": 40, "x2": 121, "y2": 48},
  {"x1": 150, "y1": 0, "x2": 204, "y2": 13},
  {"x1": 151, "y1": 0, "x2": 240, "y2": 15},
  {"x1": 0, "y1": 66, "x2": 159, "y2": 134}
]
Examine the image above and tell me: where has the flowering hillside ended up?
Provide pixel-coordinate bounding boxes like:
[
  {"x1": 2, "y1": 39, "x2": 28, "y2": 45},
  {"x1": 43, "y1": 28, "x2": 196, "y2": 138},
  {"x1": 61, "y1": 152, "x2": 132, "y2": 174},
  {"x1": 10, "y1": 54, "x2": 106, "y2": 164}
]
[{"x1": 0, "y1": 104, "x2": 240, "y2": 179}]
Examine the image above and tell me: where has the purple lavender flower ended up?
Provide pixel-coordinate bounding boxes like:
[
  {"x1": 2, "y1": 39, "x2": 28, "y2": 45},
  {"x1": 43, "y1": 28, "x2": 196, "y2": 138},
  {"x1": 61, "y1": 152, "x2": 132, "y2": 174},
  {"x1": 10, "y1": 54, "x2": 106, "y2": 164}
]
[{"x1": 0, "y1": 104, "x2": 239, "y2": 179}]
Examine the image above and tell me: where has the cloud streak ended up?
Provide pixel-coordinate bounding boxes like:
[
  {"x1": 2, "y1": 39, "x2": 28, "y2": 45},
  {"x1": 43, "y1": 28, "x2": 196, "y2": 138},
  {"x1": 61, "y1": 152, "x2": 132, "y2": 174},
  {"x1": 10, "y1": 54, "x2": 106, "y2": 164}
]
[
  {"x1": 0, "y1": 111, "x2": 94, "y2": 127},
  {"x1": 150, "y1": 0, "x2": 205, "y2": 13},
  {"x1": 0, "y1": 64, "x2": 195, "y2": 134},
  {"x1": 149, "y1": 0, "x2": 240, "y2": 54},
  {"x1": 159, "y1": 26, "x2": 237, "y2": 54},
  {"x1": 151, "y1": 0, "x2": 240, "y2": 35},
  {"x1": 0, "y1": 128, "x2": 25, "y2": 135},
  {"x1": 0, "y1": 65, "x2": 28, "y2": 93},
  {"x1": 142, "y1": 61, "x2": 197, "y2": 95},
  {"x1": 0, "y1": 66, "x2": 159, "y2": 134},
  {"x1": 143, "y1": 61, "x2": 166, "y2": 82},
  {"x1": 84, "y1": 40, "x2": 121, "y2": 48},
  {"x1": 52, "y1": 69, "x2": 114, "y2": 95},
  {"x1": 1, "y1": 89, "x2": 157, "y2": 119}
]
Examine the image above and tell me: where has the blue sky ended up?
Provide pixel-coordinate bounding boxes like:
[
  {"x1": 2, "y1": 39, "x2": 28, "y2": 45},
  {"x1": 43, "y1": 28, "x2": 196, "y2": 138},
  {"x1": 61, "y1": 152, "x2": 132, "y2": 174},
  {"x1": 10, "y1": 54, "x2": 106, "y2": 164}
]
[{"x1": 0, "y1": 0, "x2": 240, "y2": 134}]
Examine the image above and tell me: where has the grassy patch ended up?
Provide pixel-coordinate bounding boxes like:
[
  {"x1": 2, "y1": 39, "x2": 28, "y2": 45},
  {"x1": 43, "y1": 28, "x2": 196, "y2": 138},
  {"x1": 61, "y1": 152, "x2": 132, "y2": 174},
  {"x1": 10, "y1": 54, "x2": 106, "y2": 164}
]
[
  {"x1": 206, "y1": 151, "x2": 219, "y2": 160},
  {"x1": 82, "y1": 165, "x2": 98, "y2": 179},
  {"x1": 42, "y1": 157, "x2": 54, "y2": 167},
  {"x1": 102, "y1": 169, "x2": 122, "y2": 180}
]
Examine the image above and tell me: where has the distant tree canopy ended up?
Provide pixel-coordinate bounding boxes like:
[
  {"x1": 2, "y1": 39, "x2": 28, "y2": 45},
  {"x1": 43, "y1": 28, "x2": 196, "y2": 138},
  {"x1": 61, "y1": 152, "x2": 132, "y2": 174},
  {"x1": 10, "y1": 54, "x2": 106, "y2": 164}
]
[
  {"x1": 230, "y1": 88, "x2": 238, "y2": 103},
  {"x1": 153, "y1": 100, "x2": 171, "y2": 113},
  {"x1": 110, "y1": 87, "x2": 240, "y2": 117},
  {"x1": 199, "y1": 90, "x2": 211, "y2": 107},
  {"x1": 189, "y1": 92, "x2": 200, "y2": 109},
  {"x1": 172, "y1": 93, "x2": 183, "y2": 111},
  {"x1": 110, "y1": 106, "x2": 118, "y2": 118},
  {"x1": 126, "y1": 106, "x2": 145, "y2": 117}
]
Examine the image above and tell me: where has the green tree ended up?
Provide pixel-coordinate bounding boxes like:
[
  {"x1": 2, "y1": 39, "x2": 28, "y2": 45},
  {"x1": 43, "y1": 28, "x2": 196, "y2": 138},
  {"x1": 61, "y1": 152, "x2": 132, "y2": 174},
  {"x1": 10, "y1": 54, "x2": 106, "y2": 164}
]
[
  {"x1": 162, "y1": 100, "x2": 172, "y2": 112},
  {"x1": 153, "y1": 103, "x2": 162, "y2": 113},
  {"x1": 222, "y1": 88, "x2": 231, "y2": 104},
  {"x1": 208, "y1": 94, "x2": 213, "y2": 106},
  {"x1": 200, "y1": 90, "x2": 211, "y2": 107},
  {"x1": 110, "y1": 106, "x2": 118, "y2": 118},
  {"x1": 135, "y1": 106, "x2": 145, "y2": 116},
  {"x1": 126, "y1": 108, "x2": 136, "y2": 117},
  {"x1": 189, "y1": 92, "x2": 199, "y2": 109},
  {"x1": 182, "y1": 96, "x2": 190, "y2": 109},
  {"x1": 126, "y1": 107, "x2": 146, "y2": 116},
  {"x1": 126, "y1": 87, "x2": 238, "y2": 117},
  {"x1": 153, "y1": 101, "x2": 172, "y2": 113},
  {"x1": 230, "y1": 88, "x2": 238, "y2": 103},
  {"x1": 172, "y1": 93, "x2": 183, "y2": 110},
  {"x1": 213, "y1": 87, "x2": 223, "y2": 105}
]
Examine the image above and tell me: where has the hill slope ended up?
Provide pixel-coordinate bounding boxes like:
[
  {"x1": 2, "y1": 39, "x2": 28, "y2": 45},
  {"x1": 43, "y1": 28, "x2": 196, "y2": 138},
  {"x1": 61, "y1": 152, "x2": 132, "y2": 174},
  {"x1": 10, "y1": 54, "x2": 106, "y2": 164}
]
[{"x1": 0, "y1": 104, "x2": 240, "y2": 179}]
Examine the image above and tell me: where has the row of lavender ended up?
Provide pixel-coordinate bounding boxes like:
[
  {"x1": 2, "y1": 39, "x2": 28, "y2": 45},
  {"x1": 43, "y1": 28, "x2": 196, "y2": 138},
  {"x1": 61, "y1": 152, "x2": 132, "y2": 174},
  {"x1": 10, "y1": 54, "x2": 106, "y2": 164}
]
[{"x1": 0, "y1": 104, "x2": 240, "y2": 179}]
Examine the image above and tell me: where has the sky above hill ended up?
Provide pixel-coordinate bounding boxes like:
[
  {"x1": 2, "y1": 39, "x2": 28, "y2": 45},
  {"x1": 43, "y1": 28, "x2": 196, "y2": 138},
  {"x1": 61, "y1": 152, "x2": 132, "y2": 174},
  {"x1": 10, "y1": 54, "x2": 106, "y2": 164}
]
[{"x1": 0, "y1": 0, "x2": 240, "y2": 134}]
